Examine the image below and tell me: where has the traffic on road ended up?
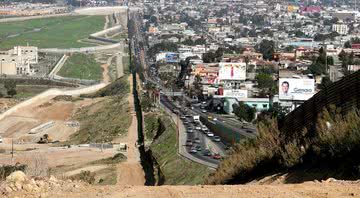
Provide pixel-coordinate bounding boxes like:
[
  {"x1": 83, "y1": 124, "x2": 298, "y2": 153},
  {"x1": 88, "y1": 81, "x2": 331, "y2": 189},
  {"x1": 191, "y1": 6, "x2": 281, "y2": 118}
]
[{"x1": 161, "y1": 95, "x2": 227, "y2": 165}]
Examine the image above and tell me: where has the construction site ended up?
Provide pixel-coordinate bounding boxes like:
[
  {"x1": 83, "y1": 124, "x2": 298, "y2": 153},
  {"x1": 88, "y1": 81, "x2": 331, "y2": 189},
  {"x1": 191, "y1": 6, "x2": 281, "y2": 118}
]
[{"x1": 0, "y1": 6, "x2": 136, "y2": 186}]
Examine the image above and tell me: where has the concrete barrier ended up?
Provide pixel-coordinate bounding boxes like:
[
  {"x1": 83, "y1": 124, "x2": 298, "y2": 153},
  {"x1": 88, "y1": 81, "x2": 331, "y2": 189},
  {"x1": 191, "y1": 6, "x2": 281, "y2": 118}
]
[
  {"x1": 39, "y1": 43, "x2": 121, "y2": 54},
  {"x1": 49, "y1": 54, "x2": 68, "y2": 79}
]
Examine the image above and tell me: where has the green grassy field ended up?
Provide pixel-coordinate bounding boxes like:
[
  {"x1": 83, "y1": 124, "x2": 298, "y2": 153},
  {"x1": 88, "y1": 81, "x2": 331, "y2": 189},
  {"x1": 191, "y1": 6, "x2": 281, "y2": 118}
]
[
  {"x1": 58, "y1": 53, "x2": 103, "y2": 80},
  {"x1": 148, "y1": 113, "x2": 212, "y2": 185},
  {"x1": 0, "y1": 16, "x2": 105, "y2": 49}
]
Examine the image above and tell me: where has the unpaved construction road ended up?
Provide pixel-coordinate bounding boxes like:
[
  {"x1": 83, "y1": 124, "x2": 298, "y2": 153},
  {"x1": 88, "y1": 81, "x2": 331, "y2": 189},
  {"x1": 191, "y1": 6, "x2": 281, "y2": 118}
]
[{"x1": 116, "y1": 74, "x2": 145, "y2": 186}]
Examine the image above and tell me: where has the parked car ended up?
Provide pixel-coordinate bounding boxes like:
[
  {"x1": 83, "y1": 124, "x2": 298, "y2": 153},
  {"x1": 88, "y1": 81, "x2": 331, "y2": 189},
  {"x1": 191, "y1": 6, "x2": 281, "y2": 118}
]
[
  {"x1": 213, "y1": 136, "x2": 221, "y2": 142},
  {"x1": 195, "y1": 126, "x2": 201, "y2": 130},
  {"x1": 213, "y1": 118, "x2": 218, "y2": 121},
  {"x1": 0, "y1": 136, "x2": 2, "y2": 143},
  {"x1": 187, "y1": 129, "x2": 194, "y2": 133},
  {"x1": 196, "y1": 145, "x2": 202, "y2": 151},
  {"x1": 201, "y1": 109, "x2": 207, "y2": 113},
  {"x1": 180, "y1": 116, "x2": 186, "y2": 119}
]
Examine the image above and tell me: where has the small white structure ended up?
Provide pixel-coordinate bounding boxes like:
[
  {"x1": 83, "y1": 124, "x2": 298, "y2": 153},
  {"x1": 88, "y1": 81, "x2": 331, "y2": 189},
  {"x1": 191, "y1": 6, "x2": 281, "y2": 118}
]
[
  {"x1": 0, "y1": 46, "x2": 38, "y2": 75},
  {"x1": 332, "y1": 23, "x2": 349, "y2": 35}
]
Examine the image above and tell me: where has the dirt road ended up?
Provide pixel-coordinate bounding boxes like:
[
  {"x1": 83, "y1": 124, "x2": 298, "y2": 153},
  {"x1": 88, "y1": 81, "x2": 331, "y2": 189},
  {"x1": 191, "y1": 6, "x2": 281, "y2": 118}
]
[{"x1": 116, "y1": 74, "x2": 145, "y2": 186}]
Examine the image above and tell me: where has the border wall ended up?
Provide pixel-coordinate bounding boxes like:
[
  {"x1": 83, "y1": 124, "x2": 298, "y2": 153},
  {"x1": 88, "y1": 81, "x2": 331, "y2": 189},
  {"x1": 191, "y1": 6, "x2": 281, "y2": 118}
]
[{"x1": 280, "y1": 71, "x2": 360, "y2": 138}]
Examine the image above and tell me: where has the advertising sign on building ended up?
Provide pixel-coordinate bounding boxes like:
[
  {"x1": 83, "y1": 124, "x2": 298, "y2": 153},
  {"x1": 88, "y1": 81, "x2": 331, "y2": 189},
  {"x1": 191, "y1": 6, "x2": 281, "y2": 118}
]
[
  {"x1": 279, "y1": 78, "x2": 315, "y2": 101},
  {"x1": 223, "y1": 89, "x2": 248, "y2": 98},
  {"x1": 218, "y1": 62, "x2": 246, "y2": 81},
  {"x1": 165, "y1": 52, "x2": 179, "y2": 63}
]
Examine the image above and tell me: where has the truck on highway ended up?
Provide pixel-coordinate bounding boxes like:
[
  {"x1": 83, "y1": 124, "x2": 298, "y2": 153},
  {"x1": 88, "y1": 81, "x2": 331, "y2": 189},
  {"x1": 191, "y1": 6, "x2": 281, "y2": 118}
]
[{"x1": 193, "y1": 115, "x2": 200, "y2": 122}]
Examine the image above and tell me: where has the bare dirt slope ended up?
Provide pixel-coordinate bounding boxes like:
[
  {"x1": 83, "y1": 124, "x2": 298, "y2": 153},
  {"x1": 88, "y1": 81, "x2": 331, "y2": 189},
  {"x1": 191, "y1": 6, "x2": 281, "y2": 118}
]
[
  {"x1": 5, "y1": 179, "x2": 360, "y2": 198},
  {"x1": 116, "y1": 74, "x2": 145, "y2": 186}
]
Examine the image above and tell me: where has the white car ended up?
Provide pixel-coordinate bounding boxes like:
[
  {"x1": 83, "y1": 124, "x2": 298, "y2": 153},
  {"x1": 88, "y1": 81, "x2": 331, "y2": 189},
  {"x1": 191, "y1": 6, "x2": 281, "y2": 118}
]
[
  {"x1": 0, "y1": 136, "x2": 3, "y2": 143},
  {"x1": 213, "y1": 136, "x2": 221, "y2": 142},
  {"x1": 207, "y1": 133, "x2": 214, "y2": 137},
  {"x1": 201, "y1": 110, "x2": 207, "y2": 113},
  {"x1": 195, "y1": 126, "x2": 201, "y2": 130},
  {"x1": 213, "y1": 118, "x2": 218, "y2": 121}
]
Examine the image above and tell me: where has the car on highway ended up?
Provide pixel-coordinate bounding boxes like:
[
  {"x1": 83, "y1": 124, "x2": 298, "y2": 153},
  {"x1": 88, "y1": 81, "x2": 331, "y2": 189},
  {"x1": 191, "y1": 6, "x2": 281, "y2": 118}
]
[
  {"x1": 194, "y1": 137, "x2": 201, "y2": 143},
  {"x1": 203, "y1": 149, "x2": 211, "y2": 156},
  {"x1": 207, "y1": 133, "x2": 214, "y2": 137},
  {"x1": 186, "y1": 140, "x2": 193, "y2": 146},
  {"x1": 213, "y1": 136, "x2": 221, "y2": 142},
  {"x1": 190, "y1": 146, "x2": 197, "y2": 153},
  {"x1": 212, "y1": 153, "x2": 221, "y2": 160}
]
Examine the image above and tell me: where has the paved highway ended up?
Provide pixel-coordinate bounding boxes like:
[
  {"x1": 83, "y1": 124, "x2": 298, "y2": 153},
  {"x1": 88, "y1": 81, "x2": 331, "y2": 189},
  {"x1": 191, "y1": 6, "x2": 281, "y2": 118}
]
[{"x1": 161, "y1": 95, "x2": 230, "y2": 168}]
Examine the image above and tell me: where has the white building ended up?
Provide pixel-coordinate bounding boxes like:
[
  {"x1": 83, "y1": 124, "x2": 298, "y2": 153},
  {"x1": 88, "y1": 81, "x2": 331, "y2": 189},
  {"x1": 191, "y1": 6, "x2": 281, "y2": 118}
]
[
  {"x1": 0, "y1": 46, "x2": 38, "y2": 75},
  {"x1": 332, "y1": 23, "x2": 349, "y2": 35}
]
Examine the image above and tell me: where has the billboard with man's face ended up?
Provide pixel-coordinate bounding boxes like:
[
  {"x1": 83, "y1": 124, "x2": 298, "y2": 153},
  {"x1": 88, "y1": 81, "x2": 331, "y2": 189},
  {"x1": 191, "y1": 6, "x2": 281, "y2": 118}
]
[{"x1": 279, "y1": 78, "x2": 315, "y2": 101}]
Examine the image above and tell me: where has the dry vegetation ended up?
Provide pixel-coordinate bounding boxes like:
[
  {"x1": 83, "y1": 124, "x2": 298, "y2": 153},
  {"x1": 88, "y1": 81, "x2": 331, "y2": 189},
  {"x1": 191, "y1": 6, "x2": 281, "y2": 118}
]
[
  {"x1": 206, "y1": 105, "x2": 360, "y2": 184},
  {"x1": 66, "y1": 76, "x2": 130, "y2": 144}
]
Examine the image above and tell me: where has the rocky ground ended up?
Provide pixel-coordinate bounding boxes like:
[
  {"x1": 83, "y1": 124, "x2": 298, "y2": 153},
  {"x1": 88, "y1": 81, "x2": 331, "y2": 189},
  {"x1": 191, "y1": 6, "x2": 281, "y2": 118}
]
[{"x1": 1, "y1": 171, "x2": 360, "y2": 198}]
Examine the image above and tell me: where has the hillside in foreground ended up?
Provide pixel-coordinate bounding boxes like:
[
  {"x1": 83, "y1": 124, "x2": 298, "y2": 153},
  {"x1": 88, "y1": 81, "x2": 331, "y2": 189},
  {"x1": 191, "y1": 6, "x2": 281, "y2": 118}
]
[{"x1": 1, "y1": 171, "x2": 359, "y2": 198}]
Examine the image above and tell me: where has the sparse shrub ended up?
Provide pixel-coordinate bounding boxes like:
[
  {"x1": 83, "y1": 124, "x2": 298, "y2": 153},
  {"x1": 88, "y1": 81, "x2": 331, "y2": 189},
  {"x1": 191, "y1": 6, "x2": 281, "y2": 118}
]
[
  {"x1": 70, "y1": 171, "x2": 95, "y2": 184},
  {"x1": 0, "y1": 164, "x2": 27, "y2": 181},
  {"x1": 206, "y1": 106, "x2": 360, "y2": 184}
]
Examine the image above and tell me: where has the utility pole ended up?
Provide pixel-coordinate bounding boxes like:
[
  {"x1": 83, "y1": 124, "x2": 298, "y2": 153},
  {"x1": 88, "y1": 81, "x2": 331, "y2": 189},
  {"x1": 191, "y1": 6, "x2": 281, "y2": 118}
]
[
  {"x1": 101, "y1": 130, "x2": 104, "y2": 152},
  {"x1": 11, "y1": 138, "x2": 14, "y2": 159}
]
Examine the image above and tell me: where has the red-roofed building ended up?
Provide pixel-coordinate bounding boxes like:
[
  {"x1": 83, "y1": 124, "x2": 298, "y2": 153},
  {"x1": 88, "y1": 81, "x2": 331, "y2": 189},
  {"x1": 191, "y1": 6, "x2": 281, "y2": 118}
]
[
  {"x1": 351, "y1": 44, "x2": 360, "y2": 49},
  {"x1": 300, "y1": 6, "x2": 321, "y2": 14}
]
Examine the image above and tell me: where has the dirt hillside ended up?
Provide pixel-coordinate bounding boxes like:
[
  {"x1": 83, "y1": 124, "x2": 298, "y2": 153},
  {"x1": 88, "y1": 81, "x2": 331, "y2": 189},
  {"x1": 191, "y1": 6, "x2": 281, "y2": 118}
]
[{"x1": 2, "y1": 173, "x2": 359, "y2": 198}]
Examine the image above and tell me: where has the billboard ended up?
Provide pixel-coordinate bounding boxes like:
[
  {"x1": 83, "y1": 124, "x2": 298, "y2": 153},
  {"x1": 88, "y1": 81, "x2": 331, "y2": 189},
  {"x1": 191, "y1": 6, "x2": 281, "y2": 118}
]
[
  {"x1": 218, "y1": 62, "x2": 246, "y2": 81},
  {"x1": 279, "y1": 78, "x2": 315, "y2": 101},
  {"x1": 165, "y1": 52, "x2": 179, "y2": 63},
  {"x1": 223, "y1": 89, "x2": 248, "y2": 98}
]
